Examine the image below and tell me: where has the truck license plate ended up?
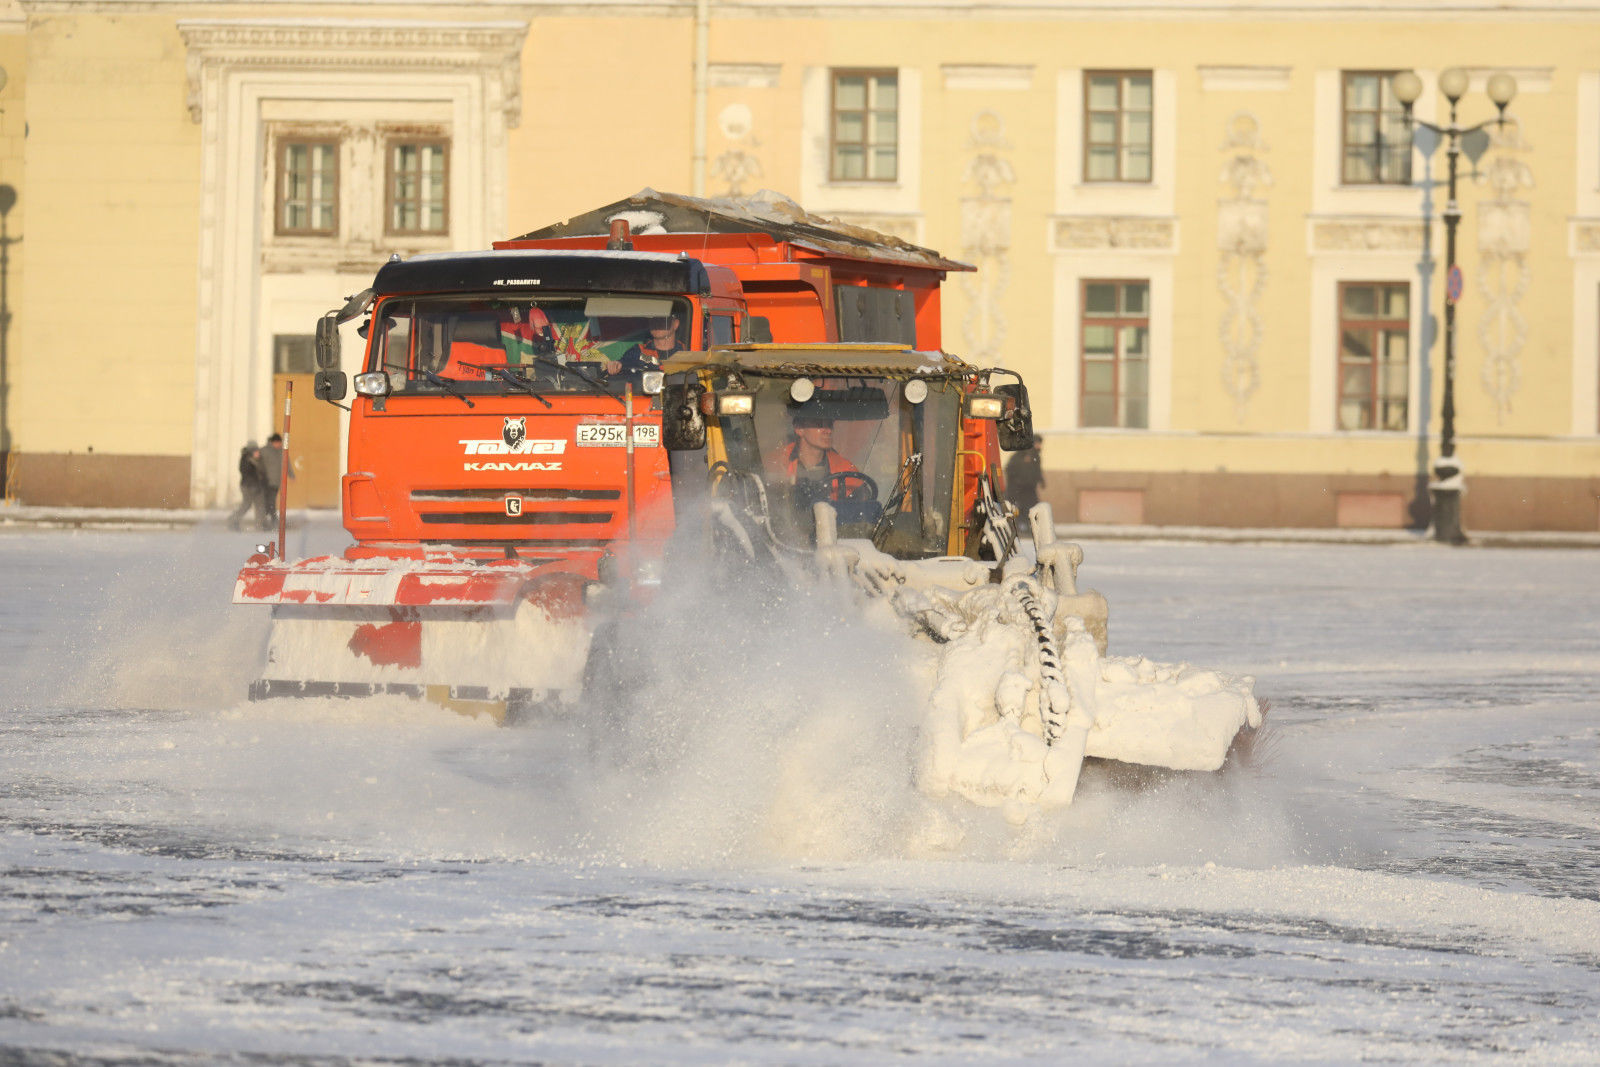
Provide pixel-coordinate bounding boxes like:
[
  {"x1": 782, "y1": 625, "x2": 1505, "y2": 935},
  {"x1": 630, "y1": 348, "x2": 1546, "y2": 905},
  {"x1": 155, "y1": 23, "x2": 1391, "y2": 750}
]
[{"x1": 575, "y1": 422, "x2": 660, "y2": 447}]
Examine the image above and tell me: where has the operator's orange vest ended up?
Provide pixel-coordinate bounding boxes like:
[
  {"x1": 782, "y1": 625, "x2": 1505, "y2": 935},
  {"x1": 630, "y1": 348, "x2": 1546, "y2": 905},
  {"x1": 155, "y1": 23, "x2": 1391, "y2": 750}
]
[{"x1": 767, "y1": 441, "x2": 856, "y2": 483}]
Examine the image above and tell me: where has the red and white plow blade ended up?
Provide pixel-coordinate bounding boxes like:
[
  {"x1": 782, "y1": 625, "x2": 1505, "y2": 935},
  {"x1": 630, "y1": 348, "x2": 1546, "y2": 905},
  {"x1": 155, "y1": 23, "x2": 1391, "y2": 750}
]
[{"x1": 235, "y1": 557, "x2": 594, "y2": 709}]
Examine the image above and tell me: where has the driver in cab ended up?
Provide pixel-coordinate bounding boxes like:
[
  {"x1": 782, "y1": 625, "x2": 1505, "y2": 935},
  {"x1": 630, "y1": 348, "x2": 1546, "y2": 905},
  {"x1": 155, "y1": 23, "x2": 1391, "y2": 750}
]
[
  {"x1": 607, "y1": 313, "x2": 681, "y2": 377},
  {"x1": 766, "y1": 414, "x2": 858, "y2": 499}
]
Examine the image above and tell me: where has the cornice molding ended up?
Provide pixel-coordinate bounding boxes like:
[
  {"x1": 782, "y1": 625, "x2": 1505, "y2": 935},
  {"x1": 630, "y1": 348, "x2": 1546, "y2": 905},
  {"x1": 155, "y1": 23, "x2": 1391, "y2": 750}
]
[
  {"x1": 177, "y1": 18, "x2": 528, "y2": 125},
  {"x1": 942, "y1": 64, "x2": 1034, "y2": 92},
  {"x1": 1198, "y1": 66, "x2": 1292, "y2": 92},
  {"x1": 25, "y1": 0, "x2": 1600, "y2": 18},
  {"x1": 1459, "y1": 67, "x2": 1555, "y2": 95},
  {"x1": 708, "y1": 62, "x2": 781, "y2": 89}
]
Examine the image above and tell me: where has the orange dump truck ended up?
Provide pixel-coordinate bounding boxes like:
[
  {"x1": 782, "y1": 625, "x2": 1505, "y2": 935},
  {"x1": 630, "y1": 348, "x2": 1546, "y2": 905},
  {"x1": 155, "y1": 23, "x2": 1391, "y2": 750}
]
[{"x1": 233, "y1": 192, "x2": 1055, "y2": 717}]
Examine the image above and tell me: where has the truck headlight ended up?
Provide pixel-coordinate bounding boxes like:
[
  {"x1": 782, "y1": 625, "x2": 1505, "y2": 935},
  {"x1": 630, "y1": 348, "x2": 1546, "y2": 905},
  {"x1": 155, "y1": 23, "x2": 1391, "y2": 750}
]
[
  {"x1": 640, "y1": 370, "x2": 665, "y2": 396},
  {"x1": 966, "y1": 393, "x2": 1004, "y2": 419},
  {"x1": 353, "y1": 372, "x2": 391, "y2": 397}
]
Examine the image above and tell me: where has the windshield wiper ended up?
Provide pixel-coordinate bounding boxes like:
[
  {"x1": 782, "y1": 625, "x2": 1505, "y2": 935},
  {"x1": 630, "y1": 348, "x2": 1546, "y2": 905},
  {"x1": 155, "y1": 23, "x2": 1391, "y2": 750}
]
[
  {"x1": 520, "y1": 356, "x2": 644, "y2": 412},
  {"x1": 422, "y1": 370, "x2": 476, "y2": 407},
  {"x1": 384, "y1": 361, "x2": 475, "y2": 408},
  {"x1": 870, "y1": 452, "x2": 922, "y2": 551},
  {"x1": 462, "y1": 363, "x2": 553, "y2": 408}
]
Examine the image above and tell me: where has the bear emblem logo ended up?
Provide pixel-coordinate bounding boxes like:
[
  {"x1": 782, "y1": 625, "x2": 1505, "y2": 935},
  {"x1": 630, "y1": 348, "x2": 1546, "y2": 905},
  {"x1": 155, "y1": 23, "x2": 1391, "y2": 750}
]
[{"x1": 502, "y1": 417, "x2": 526, "y2": 450}]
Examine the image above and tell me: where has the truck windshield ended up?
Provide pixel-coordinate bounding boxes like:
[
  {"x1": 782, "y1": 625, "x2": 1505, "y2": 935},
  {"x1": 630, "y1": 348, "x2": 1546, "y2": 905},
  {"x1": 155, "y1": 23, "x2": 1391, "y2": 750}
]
[
  {"x1": 367, "y1": 294, "x2": 691, "y2": 396},
  {"x1": 721, "y1": 374, "x2": 962, "y2": 558}
]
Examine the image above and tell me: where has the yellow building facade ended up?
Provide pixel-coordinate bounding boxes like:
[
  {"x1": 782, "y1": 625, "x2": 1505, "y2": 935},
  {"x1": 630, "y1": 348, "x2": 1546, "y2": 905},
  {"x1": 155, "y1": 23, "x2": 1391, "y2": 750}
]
[{"x1": 1, "y1": 0, "x2": 1597, "y2": 531}]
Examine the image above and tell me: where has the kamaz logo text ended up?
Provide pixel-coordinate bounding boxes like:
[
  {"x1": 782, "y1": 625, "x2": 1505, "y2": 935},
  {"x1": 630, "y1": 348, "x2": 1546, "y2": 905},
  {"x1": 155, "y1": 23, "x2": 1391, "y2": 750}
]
[
  {"x1": 465, "y1": 461, "x2": 563, "y2": 472},
  {"x1": 459, "y1": 439, "x2": 567, "y2": 455}
]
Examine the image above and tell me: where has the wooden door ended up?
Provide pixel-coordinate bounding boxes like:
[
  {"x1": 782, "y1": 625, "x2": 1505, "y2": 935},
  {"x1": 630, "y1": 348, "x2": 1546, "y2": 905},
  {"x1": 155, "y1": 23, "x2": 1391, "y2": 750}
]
[{"x1": 272, "y1": 335, "x2": 341, "y2": 509}]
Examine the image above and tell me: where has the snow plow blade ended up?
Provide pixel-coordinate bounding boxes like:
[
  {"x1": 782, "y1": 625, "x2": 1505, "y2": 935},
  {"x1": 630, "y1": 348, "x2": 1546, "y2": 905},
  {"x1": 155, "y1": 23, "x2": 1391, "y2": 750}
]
[{"x1": 234, "y1": 555, "x2": 597, "y2": 721}]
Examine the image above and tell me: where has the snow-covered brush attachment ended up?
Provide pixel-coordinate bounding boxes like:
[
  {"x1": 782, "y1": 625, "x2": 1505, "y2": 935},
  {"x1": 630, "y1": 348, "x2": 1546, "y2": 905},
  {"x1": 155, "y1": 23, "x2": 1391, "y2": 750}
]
[{"x1": 813, "y1": 501, "x2": 1261, "y2": 818}]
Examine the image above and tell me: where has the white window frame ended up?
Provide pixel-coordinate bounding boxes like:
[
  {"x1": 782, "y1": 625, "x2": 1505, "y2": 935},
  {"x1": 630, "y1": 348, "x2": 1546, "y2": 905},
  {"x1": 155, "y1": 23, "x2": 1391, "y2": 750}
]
[
  {"x1": 1052, "y1": 253, "x2": 1172, "y2": 434},
  {"x1": 828, "y1": 68, "x2": 899, "y2": 183},
  {"x1": 1312, "y1": 69, "x2": 1426, "y2": 218},
  {"x1": 801, "y1": 66, "x2": 921, "y2": 217},
  {"x1": 1056, "y1": 68, "x2": 1175, "y2": 217},
  {"x1": 1308, "y1": 256, "x2": 1424, "y2": 435}
]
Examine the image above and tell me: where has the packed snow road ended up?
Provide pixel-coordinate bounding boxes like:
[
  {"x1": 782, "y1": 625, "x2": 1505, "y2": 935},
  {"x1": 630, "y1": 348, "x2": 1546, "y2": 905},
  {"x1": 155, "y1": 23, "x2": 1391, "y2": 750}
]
[{"x1": 1, "y1": 519, "x2": 1597, "y2": 1063}]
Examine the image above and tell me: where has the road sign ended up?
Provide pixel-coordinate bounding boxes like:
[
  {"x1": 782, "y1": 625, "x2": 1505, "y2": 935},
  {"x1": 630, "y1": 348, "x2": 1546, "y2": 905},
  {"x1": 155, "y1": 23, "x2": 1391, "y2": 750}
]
[{"x1": 1446, "y1": 265, "x2": 1464, "y2": 305}]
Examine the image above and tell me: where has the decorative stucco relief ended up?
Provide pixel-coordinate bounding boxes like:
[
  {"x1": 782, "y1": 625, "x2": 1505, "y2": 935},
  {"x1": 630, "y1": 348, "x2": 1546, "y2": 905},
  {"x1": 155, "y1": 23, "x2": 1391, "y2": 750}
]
[
  {"x1": 1311, "y1": 220, "x2": 1425, "y2": 252},
  {"x1": 179, "y1": 20, "x2": 528, "y2": 126},
  {"x1": 711, "y1": 103, "x2": 763, "y2": 196},
  {"x1": 1053, "y1": 216, "x2": 1176, "y2": 251},
  {"x1": 1216, "y1": 111, "x2": 1271, "y2": 423},
  {"x1": 960, "y1": 110, "x2": 1015, "y2": 364},
  {"x1": 1476, "y1": 121, "x2": 1535, "y2": 423},
  {"x1": 1574, "y1": 223, "x2": 1600, "y2": 255}
]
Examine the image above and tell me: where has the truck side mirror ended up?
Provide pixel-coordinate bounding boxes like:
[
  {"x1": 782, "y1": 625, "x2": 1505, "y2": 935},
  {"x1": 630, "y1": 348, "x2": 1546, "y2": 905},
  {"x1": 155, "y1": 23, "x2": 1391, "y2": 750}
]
[
  {"x1": 314, "y1": 312, "x2": 341, "y2": 370},
  {"x1": 662, "y1": 382, "x2": 706, "y2": 451},
  {"x1": 314, "y1": 369, "x2": 348, "y2": 402},
  {"x1": 995, "y1": 383, "x2": 1034, "y2": 451}
]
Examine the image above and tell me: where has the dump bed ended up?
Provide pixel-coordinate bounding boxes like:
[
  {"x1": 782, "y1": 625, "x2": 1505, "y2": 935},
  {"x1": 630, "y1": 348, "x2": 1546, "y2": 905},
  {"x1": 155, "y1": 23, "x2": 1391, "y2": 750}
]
[{"x1": 499, "y1": 189, "x2": 972, "y2": 350}]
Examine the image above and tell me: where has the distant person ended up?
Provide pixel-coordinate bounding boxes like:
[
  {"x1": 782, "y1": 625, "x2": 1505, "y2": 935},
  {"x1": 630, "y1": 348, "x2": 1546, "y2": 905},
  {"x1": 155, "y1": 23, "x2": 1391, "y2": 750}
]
[
  {"x1": 258, "y1": 432, "x2": 293, "y2": 531},
  {"x1": 608, "y1": 313, "x2": 682, "y2": 376},
  {"x1": 1004, "y1": 434, "x2": 1045, "y2": 519},
  {"x1": 227, "y1": 441, "x2": 264, "y2": 531}
]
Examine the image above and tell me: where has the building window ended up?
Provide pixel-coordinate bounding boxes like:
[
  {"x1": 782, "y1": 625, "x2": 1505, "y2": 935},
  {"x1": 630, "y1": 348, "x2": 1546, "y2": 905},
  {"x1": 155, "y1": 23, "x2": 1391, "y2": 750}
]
[
  {"x1": 273, "y1": 335, "x2": 316, "y2": 375},
  {"x1": 276, "y1": 140, "x2": 338, "y2": 235},
  {"x1": 1342, "y1": 71, "x2": 1412, "y2": 185},
  {"x1": 1080, "y1": 280, "x2": 1149, "y2": 428},
  {"x1": 387, "y1": 139, "x2": 449, "y2": 235},
  {"x1": 831, "y1": 70, "x2": 898, "y2": 182},
  {"x1": 1338, "y1": 281, "x2": 1410, "y2": 430},
  {"x1": 1084, "y1": 71, "x2": 1153, "y2": 183}
]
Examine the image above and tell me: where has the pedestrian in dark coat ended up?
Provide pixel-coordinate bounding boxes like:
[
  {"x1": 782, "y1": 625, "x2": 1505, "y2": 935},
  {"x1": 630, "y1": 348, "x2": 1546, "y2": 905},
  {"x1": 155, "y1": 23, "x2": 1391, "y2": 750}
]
[
  {"x1": 227, "y1": 441, "x2": 265, "y2": 530},
  {"x1": 1004, "y1": 434, "x2": 1045, "y2": 519},
  {"x1": 258, "y1": 432, "x2": 293, "y2": 530}
]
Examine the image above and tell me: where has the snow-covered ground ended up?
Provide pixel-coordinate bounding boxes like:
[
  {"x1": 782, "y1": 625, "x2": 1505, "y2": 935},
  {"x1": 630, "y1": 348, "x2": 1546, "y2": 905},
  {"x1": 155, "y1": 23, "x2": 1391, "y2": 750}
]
[{"x1": 1, "y1": 519, "x2": 1597, "y2": 1063}]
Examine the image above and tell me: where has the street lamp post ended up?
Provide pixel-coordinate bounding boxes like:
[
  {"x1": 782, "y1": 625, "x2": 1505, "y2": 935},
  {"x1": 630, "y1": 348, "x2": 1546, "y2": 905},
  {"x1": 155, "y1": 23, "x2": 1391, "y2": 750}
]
[{"x1": 1391, "y1": 68, "x2": 1517, "y2": 545}]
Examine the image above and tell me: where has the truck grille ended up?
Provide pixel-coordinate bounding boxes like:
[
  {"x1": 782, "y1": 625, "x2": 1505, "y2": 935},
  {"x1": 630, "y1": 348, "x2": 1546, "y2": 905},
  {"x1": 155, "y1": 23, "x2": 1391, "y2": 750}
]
[
  {"x1": 408, "y1": 488, "x2": 621, "y2": 533},
  {"x1": 418, "y1": 512, "x2": 611, "y2": 526}
]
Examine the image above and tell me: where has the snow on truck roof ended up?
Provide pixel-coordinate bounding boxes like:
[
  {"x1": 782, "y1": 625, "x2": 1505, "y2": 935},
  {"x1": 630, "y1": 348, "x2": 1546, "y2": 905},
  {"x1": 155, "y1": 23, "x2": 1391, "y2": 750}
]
[{"x1": 511, "y1": 189, "x2": 974, "y2": 274}]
